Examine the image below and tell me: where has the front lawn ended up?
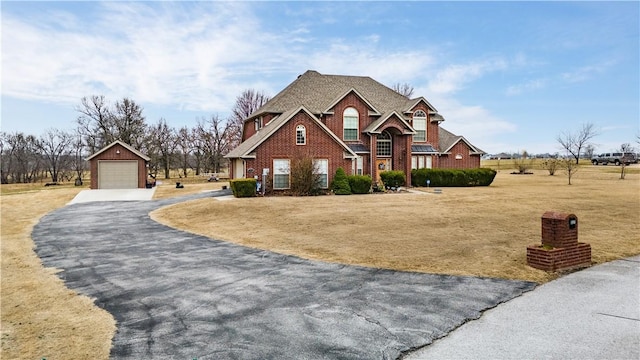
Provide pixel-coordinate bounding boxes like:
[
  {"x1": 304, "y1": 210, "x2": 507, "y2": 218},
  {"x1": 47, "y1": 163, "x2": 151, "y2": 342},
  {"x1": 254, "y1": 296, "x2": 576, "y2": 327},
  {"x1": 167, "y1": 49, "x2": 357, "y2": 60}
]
[{"x1": 152, "y1": 167, "x2": 640, "y2": 283}]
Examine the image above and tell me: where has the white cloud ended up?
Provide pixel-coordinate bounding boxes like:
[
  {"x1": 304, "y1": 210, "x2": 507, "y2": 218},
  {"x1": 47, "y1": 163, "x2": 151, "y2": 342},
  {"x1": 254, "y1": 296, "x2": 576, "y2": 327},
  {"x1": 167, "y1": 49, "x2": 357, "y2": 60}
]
[
  {"x1": 427, "y1": 59, "x2": 508, "y2": 95},
  {"x1": 506, "y1": 78, "x2": 548, "y2": 96},
  {"x1": 561, "y1": 60, "x2": 616, "y2": 83},
  {"x1": 2, "y1": 2, "x2": 519, "y2": 146}
]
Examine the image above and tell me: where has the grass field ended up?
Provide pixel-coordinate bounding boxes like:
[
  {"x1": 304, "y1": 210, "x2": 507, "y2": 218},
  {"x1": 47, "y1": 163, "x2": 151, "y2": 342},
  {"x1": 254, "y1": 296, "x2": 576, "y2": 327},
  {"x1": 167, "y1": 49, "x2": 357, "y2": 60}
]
[
  {"x1": 1, "y1": 162, "x2": 638, "y2": 358},
  {"x1": 152, "y1": 164, "x2": 640, "y2": 284}
]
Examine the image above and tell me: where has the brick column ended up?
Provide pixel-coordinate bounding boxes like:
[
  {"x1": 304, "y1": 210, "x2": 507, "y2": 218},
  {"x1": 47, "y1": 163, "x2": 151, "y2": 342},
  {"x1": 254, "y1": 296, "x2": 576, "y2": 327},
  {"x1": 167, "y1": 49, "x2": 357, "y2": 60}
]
[{"x1": 405, "y1": 135, "x2": 412, "y2": 187}]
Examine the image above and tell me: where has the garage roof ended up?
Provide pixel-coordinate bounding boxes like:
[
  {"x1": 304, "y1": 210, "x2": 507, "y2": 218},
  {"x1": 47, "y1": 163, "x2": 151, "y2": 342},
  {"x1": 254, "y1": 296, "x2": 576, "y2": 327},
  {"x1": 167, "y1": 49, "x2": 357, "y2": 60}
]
[{"x1": 87, "y1": 140, "x2": 150, "y2": 161}]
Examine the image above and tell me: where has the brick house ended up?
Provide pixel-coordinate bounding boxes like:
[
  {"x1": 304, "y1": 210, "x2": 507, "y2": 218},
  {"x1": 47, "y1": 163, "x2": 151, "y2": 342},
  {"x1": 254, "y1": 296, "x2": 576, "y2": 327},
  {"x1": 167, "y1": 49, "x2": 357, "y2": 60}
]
[{"x1": 225, "y1": 70, "x2": 484, "y2": 189}]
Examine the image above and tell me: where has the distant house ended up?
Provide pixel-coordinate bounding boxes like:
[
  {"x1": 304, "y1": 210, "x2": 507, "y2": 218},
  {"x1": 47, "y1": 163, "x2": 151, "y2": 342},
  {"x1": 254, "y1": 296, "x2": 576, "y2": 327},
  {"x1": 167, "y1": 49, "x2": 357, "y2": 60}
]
[{"x1": 225, "y1": 70, "x2": 484, "y2": 188}]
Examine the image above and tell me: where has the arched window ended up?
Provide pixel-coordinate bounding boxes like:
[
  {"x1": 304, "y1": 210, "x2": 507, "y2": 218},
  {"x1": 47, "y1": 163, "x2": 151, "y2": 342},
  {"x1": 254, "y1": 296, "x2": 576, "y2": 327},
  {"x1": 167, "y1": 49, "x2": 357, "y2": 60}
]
[
  {"x1": 343, "y1": 107, "x2": 359, "y2": 141},
  {"x1": 296, "y1": 125, "x2": 306, "y2": 145},
  {"x1": 413, "y1": 110, "x2": 427, "y2": 142},
  {"x1": 376, "y1": 131, "x2": 392, "y2": 157}
]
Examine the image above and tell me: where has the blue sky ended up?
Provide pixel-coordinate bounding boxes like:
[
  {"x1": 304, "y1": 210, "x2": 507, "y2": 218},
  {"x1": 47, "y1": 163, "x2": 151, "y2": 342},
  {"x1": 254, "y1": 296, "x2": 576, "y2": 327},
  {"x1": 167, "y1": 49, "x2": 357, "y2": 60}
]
[{"x1": 2, "y1": 1, "x2": 638, "y2": 154}]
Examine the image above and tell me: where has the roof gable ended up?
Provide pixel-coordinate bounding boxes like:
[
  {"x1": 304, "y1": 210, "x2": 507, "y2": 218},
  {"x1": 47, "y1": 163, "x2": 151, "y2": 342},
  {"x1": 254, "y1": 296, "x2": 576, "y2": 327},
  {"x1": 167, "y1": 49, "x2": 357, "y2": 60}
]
[
  {"x1": 404, "y1": 97, "x2": 438, "y2": 114},
  {"x1": 226, "y1": 106, "x2": 357, "y2": 159},
  {"x1": 439, "y1": 128, "x2": 485, "y2": 155},
  {"x1": 322, "y1": 88, "x2": 381, "y2": 115},
  {"x1": 87, "y1": 140, "x2": 150, "y2": 161},
  {"x1": 364, "y1": 111, "x2": 415, "y2": 135}
]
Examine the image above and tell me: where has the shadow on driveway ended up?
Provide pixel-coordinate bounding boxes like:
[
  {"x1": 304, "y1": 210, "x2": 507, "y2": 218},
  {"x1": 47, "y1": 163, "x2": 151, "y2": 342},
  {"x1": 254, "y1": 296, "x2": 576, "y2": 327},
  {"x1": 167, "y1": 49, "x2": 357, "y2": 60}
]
[{"x1": 33, "y1": 190, "x2": 535, "y2": 359}]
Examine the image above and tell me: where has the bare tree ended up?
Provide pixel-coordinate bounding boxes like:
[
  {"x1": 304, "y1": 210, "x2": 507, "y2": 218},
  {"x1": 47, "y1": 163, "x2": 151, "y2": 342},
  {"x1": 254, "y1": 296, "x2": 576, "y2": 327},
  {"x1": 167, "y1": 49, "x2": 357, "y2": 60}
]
[
  {"x1": 112, "y1": 98, "x2": 147, "y2": 149},
  {"x1": 561, "y1": 158, "x2": 579, "y2": 185},
  {"x1": 584, "y1": 144, "x2": 595, "y2": 160},
  {"x1": 2, "y1": 132, "x2": 42, "y2": 183},
  {"x1": 228, "y1": 89, "x2": 270, "y2": 147},
  {"x1": 513, "y1": 150, "x2": 534, "y2": 174},
  {"x1": 70, "y1": 132, "x2": 87, "y2": 185},
  {"x1": 556, "y1": 123, "x2": 599, "y2": 164},
  {"x1": 619, "y1": 143, "x2": 636, "y2": 180},
  {"x1": 620, "y1": 143, "x2": 634, "y2": 153},
  {"x1": 175, "y1": 126, "x2": 192, "y2": 178},
  {"x1": 76, "y1": 95, "x2": 113, "y2": 154},
  {"x1": 76, "y1": 95, "x2": 147, "y2": 153},
  {"x1": 541, "y1": 154, "x2": 561, "y2": 176},
  {"x1": 148, "y1": 118, "x2": 176, "y2": 179},
  {"x1": 196, "y1": 115, "x2": 232, "y2": 174},
  {"x1": 37, "y1": 129, "x2": 73, "y2": 183},
  {"x1": 391, "y1": 82, "x2": 415, "y2": 98}
]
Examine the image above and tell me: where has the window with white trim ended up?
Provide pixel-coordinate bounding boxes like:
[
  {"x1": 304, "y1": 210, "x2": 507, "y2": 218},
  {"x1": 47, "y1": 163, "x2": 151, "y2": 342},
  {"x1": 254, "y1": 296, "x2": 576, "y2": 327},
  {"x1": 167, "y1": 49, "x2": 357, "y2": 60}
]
[
  {"x1": 412, "y1": 155, "x2": 433, "y2": 169},
  {"x1": 356, "y1": 156, "x2": 363, "y2": 175},
  {"x1": 254, "y1": 117, "x2": 263, "y2": 131},
  {"x1": 313, "y1": 159, "x2": 328, "y2": 189},
  {"x1": 273, "y1": 159, "x2": 290, "y2": 189},
  {"x1": 376, "y1": 131, "x2": 392, "y2": 157},
  {"x1": 296, "y1": 125, "x2": 306, "y2": 145},
  {"x1": 413, "y1": 110, "x2": 427, "y2": 142},
  {"x1": 343, "y1": 107, "x2": 359, "y2": 141}
]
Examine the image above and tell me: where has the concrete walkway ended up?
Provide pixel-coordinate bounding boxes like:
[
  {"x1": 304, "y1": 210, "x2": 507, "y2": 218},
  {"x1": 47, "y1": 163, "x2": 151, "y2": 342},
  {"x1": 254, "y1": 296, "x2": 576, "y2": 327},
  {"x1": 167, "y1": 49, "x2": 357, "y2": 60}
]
[
  {"x1": 404, "y1": 255, "x2": 640, "y2": 359},
  {"x1": 32, "y1": 190, "x2": 535, "y2": 359},
  {"x1": 69, "y1": 188, "x2": 157, "y2": 204}
]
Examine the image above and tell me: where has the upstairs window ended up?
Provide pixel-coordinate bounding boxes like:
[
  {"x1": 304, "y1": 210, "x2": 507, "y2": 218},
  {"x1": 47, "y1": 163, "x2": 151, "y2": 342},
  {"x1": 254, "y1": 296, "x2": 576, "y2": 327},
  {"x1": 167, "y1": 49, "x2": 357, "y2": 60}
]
[
  {"x1": 296, "y1": 125, "x2": 306, "y2": 145},
  {"x1": 413, "y1": 110, "x2": 427, "y2": 142},
  {"x1": 343, "y1": 107, "x2": 359, "y2": 141},
  {"x1": 254, "y1": 117, "x2": 263, "y2": 131}
]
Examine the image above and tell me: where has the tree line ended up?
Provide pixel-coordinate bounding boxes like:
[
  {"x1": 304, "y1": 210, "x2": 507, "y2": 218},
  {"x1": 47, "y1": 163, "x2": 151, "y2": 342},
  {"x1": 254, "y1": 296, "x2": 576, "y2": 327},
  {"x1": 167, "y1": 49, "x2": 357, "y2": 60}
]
[{"x1": 0, "y1": 90, "x2": 269, "y2": 184}]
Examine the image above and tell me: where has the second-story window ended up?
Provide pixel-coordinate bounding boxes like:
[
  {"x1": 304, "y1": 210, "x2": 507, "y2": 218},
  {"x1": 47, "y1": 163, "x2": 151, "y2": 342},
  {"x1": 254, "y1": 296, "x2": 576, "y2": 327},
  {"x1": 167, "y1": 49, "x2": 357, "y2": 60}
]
[
  {"x1": 254, "y1": 117, "x2": 263, "y2": 131},
  {"x1": 296, "y1": 125, "x2": 306, "y2": 145},
  {"x1": 343, "y1": 107, "x2": 359, "y2": 141},
  {"x1": 413, "y1": 110, "x2": 427, "y2": 142}
]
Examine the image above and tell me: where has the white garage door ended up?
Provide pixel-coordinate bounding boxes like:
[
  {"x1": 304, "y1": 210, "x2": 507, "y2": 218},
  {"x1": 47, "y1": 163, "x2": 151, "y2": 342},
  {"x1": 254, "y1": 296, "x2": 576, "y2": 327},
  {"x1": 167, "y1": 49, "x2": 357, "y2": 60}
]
[{"x1": 98, "y1": 161, "x2": 138, "y2": 189}]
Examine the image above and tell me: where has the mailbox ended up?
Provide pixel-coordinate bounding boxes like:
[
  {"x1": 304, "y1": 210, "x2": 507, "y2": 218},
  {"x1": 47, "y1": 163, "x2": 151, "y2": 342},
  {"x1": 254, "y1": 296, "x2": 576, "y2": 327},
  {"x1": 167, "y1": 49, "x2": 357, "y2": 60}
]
[{"x1": 541, "y1": 211, "x2": 578, "y2": 248}]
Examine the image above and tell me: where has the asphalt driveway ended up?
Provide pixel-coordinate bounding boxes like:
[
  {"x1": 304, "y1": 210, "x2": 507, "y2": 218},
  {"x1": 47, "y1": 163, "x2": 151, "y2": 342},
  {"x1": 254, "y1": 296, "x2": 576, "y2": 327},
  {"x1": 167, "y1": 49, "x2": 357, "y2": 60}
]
[{"x1": 33, "y1": 190, "x2": 536, "y2": 359}]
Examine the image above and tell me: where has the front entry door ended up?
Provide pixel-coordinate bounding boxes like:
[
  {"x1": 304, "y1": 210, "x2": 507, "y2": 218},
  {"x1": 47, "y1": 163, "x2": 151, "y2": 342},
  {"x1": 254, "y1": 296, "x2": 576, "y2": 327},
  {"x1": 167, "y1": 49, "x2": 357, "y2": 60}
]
[{"x1": 375, "y1": 158, "x2": 391, "y2": 184}]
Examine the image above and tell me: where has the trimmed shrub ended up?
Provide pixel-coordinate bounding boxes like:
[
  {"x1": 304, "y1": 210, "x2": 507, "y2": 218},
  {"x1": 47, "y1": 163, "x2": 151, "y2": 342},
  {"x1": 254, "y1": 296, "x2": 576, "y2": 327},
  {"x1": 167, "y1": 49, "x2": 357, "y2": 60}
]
[
  {"x1": 331, "y1": 167, "x2": 351, "y2": 195},
  {"x1": 411, "y1": 168, "x2": 496, "y2": 187},
  {"x1": 379, "y1": 170, "x2": 406, "y2": 188},
  {"x1": 230, "y1": 178, "x2": 257, "y2": 197},
  {"x1": 348, "y1": 175, "x2": 372, "y2": 194}
]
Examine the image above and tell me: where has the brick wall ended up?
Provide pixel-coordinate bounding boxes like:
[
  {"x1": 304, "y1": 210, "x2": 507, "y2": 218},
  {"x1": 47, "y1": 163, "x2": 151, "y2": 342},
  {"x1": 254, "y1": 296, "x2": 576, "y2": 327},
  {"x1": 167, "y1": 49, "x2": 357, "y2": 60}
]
[
  {"x1": 438, "y1": 141, "x2": 482, "y2": 169},
  {"x1": 245, "y1": 110, "x2": 353, "y2": 188},
  {"x1": 527, "y1": 243, "x2": 592, "y2": 271},
  {"x1": 324, "y1": 92, "x2": 371, "y2": 146},
  {"x1": 408, "y1": 103, "x2": 439, "y2": 148}
]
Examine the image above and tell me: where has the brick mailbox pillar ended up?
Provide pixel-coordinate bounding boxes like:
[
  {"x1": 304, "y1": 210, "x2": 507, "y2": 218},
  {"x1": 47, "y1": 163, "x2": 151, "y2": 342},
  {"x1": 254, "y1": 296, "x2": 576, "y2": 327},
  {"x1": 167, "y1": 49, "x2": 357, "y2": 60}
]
[{"x1": 527, "y1": 211, "x2": 591, "y2": 271}]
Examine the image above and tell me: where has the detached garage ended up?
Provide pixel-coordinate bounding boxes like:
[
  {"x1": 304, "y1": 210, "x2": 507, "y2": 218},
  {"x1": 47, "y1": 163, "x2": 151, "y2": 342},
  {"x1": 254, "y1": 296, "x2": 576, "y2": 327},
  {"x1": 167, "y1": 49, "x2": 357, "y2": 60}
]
[{"x1": 87, "y1": 140, "x2": 150, "y2": 189}]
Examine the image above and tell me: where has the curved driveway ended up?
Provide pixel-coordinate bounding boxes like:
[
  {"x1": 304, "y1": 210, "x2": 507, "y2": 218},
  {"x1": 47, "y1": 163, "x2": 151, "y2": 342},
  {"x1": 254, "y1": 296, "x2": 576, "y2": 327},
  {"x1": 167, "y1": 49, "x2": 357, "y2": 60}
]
[{"x1": 33, "y1": 190, "x2": 535, "y2": 359}]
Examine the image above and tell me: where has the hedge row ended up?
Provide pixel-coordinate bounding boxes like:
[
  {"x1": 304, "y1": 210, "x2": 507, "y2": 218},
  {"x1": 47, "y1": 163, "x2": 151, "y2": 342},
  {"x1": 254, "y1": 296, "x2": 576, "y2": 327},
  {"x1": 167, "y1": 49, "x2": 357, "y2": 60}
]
[
  {"x1": 230, "y1": 178, "x2": 256, "y2": 197},
  {"x1": 411, "y1": 168, "x2": 497, "y2": 187}
]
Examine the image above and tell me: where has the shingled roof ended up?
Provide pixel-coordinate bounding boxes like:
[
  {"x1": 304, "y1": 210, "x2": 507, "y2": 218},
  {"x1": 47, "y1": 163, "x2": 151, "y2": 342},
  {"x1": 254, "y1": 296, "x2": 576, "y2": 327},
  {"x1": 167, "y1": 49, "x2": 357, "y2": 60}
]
[
  {"x1": 250, "y1": 70, "x2": 437, "y2": 120},
  {"x1": 439, "y1": 127, "x2": 485, "y2": 155}
]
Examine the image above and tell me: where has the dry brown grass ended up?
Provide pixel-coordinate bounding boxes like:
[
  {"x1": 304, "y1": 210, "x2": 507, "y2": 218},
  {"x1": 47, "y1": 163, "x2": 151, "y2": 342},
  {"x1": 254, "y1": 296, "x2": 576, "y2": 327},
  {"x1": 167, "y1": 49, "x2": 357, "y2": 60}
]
[
  {"x1": 152, "y1": 166, "x2": 640, "y2": 284},
  {"x1": 152, "y1": 179, "x2": 230, "y2": 200},
  {"x1": 1, "y1": 186, "x2": 115, "y2": 359}
]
